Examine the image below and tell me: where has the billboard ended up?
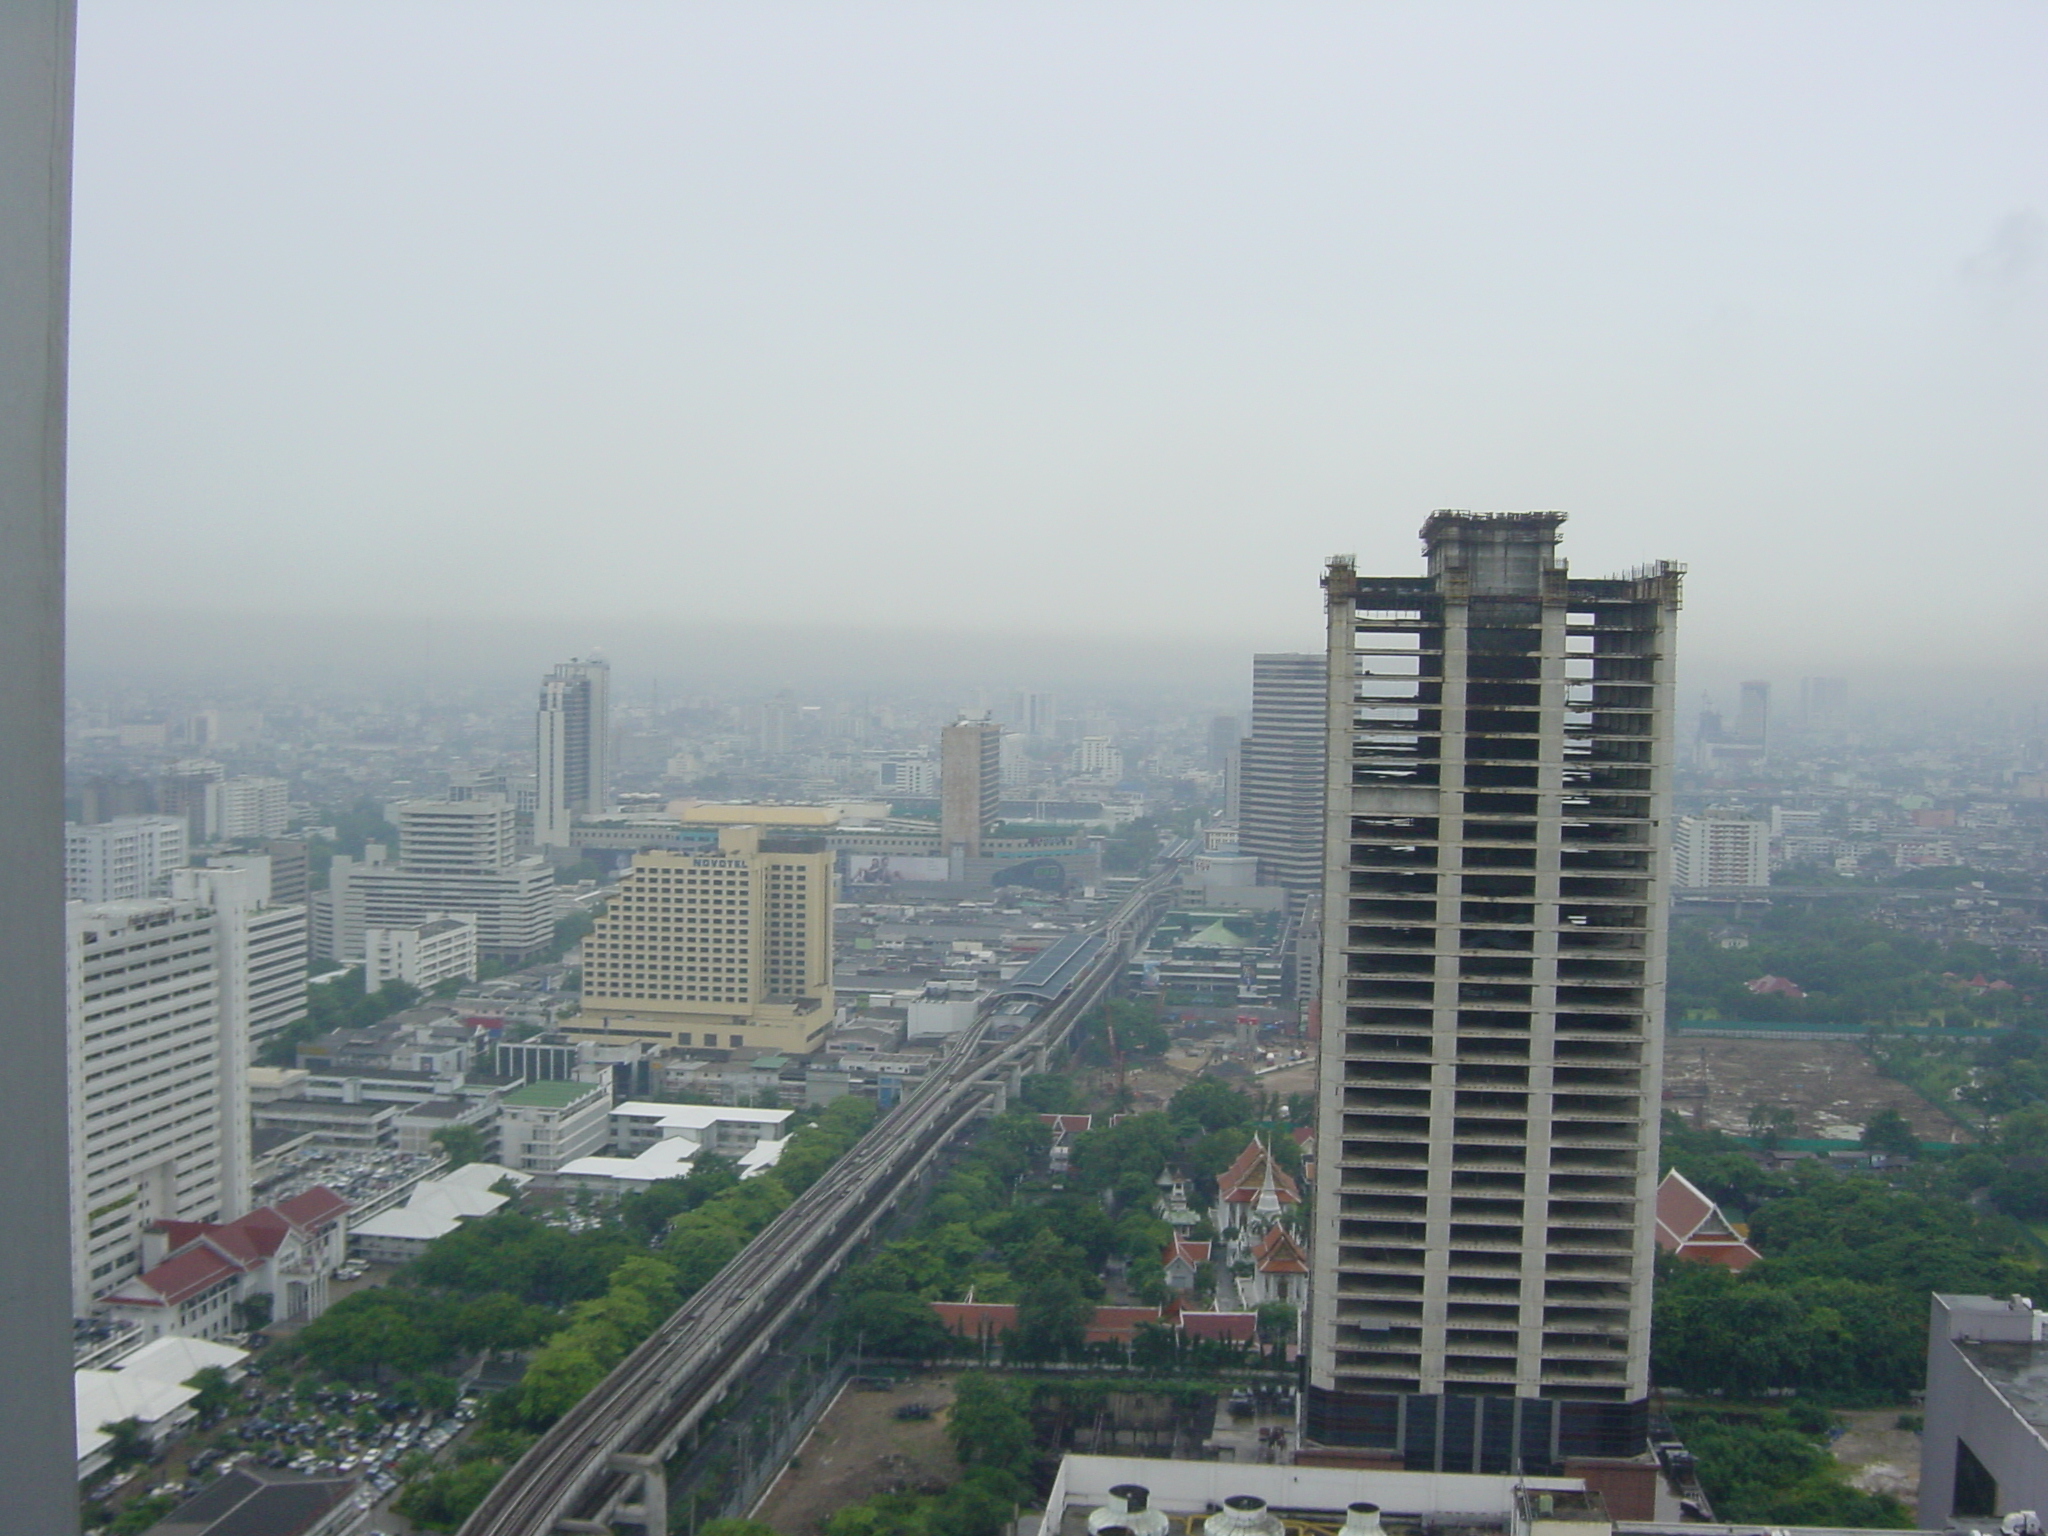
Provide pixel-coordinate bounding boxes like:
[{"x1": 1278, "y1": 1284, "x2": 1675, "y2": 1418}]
[{"x1": 842, "y1": 853, "x2": 952, "y2": 886}]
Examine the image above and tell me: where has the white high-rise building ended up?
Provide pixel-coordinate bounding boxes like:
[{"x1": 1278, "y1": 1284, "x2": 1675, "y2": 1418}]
[
  {"x1": 1238, "y1": 654, "x2": 1328, "y2": 893},
  {"x1": 365, "y1": 913, "x2": 480, "y2": 992},
  {"x1": 1309, "y1": 513, "x2": 1682, "y2": 1471},
  {"x1": 1069, "y1": 736, "x2": 1125, "y2": 782},
  {"x1": 395, "y1": 797, "x2": 518, "y2": 870},
  {"x1": 172, "y1": 862, "x2": 309, "y2": 1049},
  {"x1": 67, "y1": 896, "x2": 255, "y2": 1311},
  {"x1": 314, "y1": 798, "x2": 555, "y2": 964},
  {"x1": 204, "y1": 776, "x2": 290, "y2": 841},
  {"x1": 536, "y1": 658, "x2": 611, "y2": 848},
  {"x1": 64, "y1": 815, "x2": 187, "y2": 902},
  {"x1": 1673, "y1": 815, "x2": 1768, "y2": 888},
  {"x1": 879, "y1": 756, "x2": 938, "y2": 796}
]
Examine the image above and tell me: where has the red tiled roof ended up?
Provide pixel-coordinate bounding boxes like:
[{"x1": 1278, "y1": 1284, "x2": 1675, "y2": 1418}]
[
  {"x1": 1164, "y1": 1238, "x2": 1211, "y2": 1268},
  {"x1": 1218, "y1": 1137, "x2": 1301, "y2": 1206},
  {"x1": 933, "y1": 1301, "x2": 1016, "y2": 1338},
  {"x1": 103, "y1": 1245, "x2": 241, "y2": 1308},
  {"x1": 1676, "y1": 1236, "x2": 1763, "y2": 1271},
  {"x1": 1745, "y1": 974, "x2": 1805, "y2": 997},
  {"x1": 1253, "y1": 1226, "x2": 1309, "y2": 1274},
  {"x1": 275, "y1": 1186, "x2": 351, "y2": 1228},
  {"x1": 1180, "y1": 1310, "x2": 1257, "y2": 1343},
  {"x1": 1654, "y1": 1170, "x2": 1718, "y2": 1250},
  {"x1": 108, "y1": 1185, "x2": 350, "y2": 1309}
]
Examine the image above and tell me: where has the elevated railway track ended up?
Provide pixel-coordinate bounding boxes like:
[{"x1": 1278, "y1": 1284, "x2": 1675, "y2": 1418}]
[{"x1": 459, "y1": 861, "x2": 1180, "y2": 1535}]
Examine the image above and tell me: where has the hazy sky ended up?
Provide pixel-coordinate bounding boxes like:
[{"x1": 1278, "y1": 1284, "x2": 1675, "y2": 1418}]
[{"x1": 66, "y1": 3, "x2": 2046, "y2": 689}]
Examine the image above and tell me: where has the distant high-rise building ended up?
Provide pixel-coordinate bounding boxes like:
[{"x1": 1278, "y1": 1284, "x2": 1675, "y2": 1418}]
[
  {"x1": 1734, "y1": 680, "x2": 1770, "y2": 748},
  {"x1": 879, "y1": 756, "x2": 939, "y2": 797},
  {"x1": 536, "y1": 657, "x2": 611, "y2": 848},
  {"x1": 1238, "y1": 654, "x2": 1326, "y2": 892},
  {"x1": 67, "y1": 894, "x2": 257, "y2": 1310},
  {"x1": 941, "y1": 715, "x2": 1003, "y2": 868},
  {"x1": 65, "y1": 814, "x2": 187, "y2": 902},
  {"x1": 1308, "y1": 512, "x2": 1682, "y2": 1470},
  {"x1": 1799, "y1": 677, "x2": 1848, "y2": 732},
  {"x1": 315, "y1": 797, "x2": 554, "y2": 963},
  {"x1": 157, "y1": 758, "x2": 225, "y2": 842},
  {"x1": 1007, "y1": 696, "x2": 1056, "y2": 745},
  {"x1": 77, "y1": 774, "x2": 156, "y2": 825},
  {"x1": 572, "y1": 826, "x2": 835, "y2": 1056},
  {"x1": 1068, "y1": 735, "x2": 1126, "y2": 783},
  {"x1": 205, "y1": 775, "x2": 290, "y2": 841},
  {"x1": 1673, "y1": 815, "x2": 1768, "y2": 888}
]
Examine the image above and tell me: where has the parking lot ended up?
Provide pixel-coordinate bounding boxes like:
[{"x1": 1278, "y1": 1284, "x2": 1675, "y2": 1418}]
[{"x1": 85, "y1": 1365, "x2": 478, "y2": 1534}]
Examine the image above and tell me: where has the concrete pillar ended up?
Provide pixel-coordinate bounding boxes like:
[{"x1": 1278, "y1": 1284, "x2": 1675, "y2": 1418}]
[
  {"x1": 608, "y1": 1452, "x2": 669, "y2": 1532},
  {"x1": 0, "y1": 3, "x2": 80, "y2": 1530}
]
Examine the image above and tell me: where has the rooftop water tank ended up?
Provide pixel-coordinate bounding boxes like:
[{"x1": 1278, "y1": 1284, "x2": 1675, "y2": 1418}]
[
  {"x1": 1204, "y1": 1494, "x2": 1286, "y2": 1536},
  {"x1": 1089, "y1": 1484, "x2": 1169, "y2": 1536}
]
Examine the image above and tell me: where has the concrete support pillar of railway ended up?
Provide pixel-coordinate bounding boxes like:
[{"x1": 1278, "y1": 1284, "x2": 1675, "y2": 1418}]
[{"x1": 606, "y1": 1454, "x2": 668, "y2": 1533}]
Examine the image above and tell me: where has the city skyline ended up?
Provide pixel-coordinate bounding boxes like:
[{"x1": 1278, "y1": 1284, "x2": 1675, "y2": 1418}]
[{"x1": 61, "y1": 4, "x2": 2048, "y2": 685}]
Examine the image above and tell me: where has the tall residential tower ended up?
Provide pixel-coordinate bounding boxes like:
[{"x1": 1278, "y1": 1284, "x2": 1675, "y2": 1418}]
[
  {"x1": 536, "y1": 657, "x2": 611, "y2": 847},
  {"x1": 1308, "y1": 512, "x2": 1681, "y2": 1472}
]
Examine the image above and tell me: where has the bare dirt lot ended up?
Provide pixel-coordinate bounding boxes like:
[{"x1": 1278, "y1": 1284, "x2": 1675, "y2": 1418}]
[
  {"x1": 748, "y1": 1374, "x2": 962, "y2": 1535},
  {"x1": 1661, "y1": 1038, "x2": 1964, "y2": 1144},
  {"x1": 1832, "y1": 1408, "x2": 1922, "y2": 1501}
]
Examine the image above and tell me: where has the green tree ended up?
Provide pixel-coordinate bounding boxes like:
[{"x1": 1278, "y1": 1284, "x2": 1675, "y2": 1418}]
[
  {"x1": 184, "y1": 1365, "x2": 237, "y2": 1418},
  {"x1": 841, "y1": 1290, "x2": 954, "y2": 1359},
  {"x1": 1009, "y1": 1272, "x2": 1090, "y2": 1361},
  {"x1": 99, "y1": 1416, "x2": 152, "y2": 1470},
  {"x1": 1255, "y1": 1301, "x2": 1298, "y2": 1348},
  {"x1": 1860, "y1": 1108, "x2": 1920, "y2": 1160},
  {"x1": 1169, "y1": 1078, "x2": 1256, "y2": 1133},
  {"x1": 394, "y1": 1458, "x2": 511, "y2": 1532},
  {"x1": 701, "y1": 1522, "x2": 784, "y2": 1536},
  {"x1": 431, "y1": 1123, "x2": 490, "y2": 1170},
  {"x1": 945, "y1": 1373, "x2": 1035, "y2": 1491},
  {"x1": 1747, "y1": 1103, "x2": 1797, "y2": 1151}
]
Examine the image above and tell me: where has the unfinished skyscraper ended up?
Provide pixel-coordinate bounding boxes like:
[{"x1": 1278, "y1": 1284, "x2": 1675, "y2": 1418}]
[
  {"x1": 1308, "y1": 512, "x2": 1681, "y2": 1473},
  {"x1": 535, "y1": 657, "x2": 611, "y2": 847}
]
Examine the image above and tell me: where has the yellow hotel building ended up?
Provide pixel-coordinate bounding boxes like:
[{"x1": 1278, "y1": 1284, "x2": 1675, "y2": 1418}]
[{"x1": 570, "y1": 825, "x2": 834, "y2": 1055}]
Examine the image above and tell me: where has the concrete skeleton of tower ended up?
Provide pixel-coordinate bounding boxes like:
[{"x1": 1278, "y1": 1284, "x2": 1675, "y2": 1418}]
[
  {"x1": 536, "y1": 656, "x2": 611, "y2": 848},
  {"x1": 1308, "y1": 511, "x2": 1682, "y2": 1472}
]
